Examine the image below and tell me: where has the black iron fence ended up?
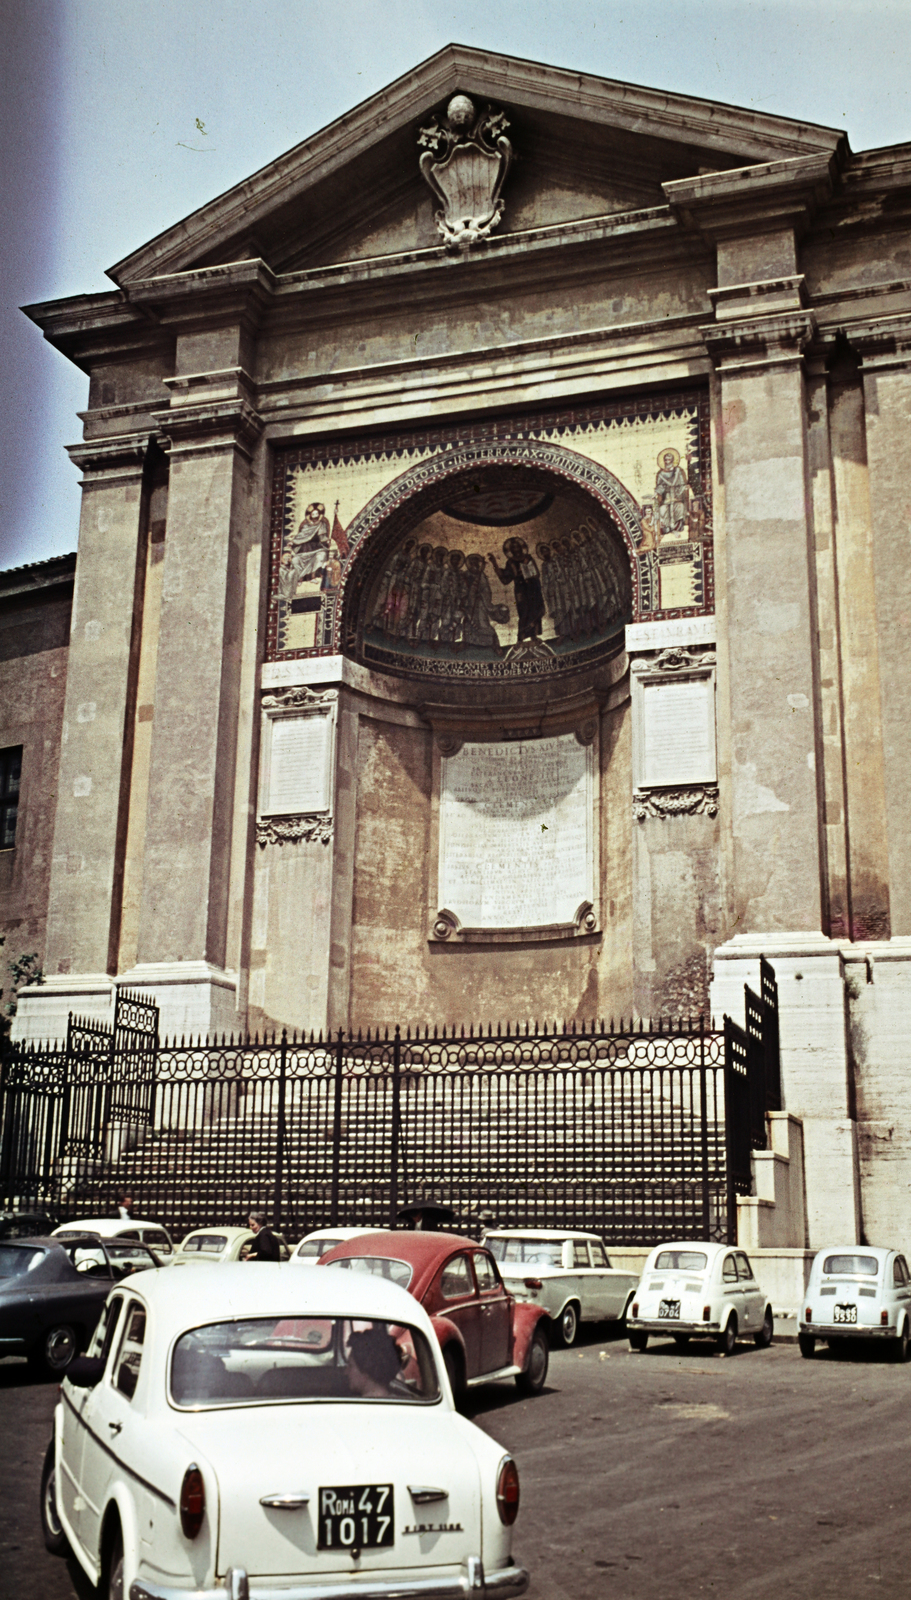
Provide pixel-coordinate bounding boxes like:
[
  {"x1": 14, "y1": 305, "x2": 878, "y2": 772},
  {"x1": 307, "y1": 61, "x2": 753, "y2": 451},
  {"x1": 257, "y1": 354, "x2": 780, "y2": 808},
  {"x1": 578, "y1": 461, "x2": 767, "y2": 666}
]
[{"x1": 1, "y1": 969, "x2": 779, "y2": 1247}]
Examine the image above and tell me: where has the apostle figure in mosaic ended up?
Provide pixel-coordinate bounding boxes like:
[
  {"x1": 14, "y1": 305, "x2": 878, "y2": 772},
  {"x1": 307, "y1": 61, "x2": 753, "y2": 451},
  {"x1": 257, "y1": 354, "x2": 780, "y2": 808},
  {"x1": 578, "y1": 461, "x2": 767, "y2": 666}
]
[
  {"x1": 372, "y1": 538, "x2": 415, "y2": 635},
  {"x1": 410, "y1": 543, "x2": 437, "y2": 644},
  {"x1": 655, "y1": 449, "x2": 689, "y2": 542},
  {"x1": 488, "y1": 537, "x2": 544, "y2": 642},
  {"x1": 279, "y1": 501, "x2": 330, "y2": 601},
  {"x1": 461, "y1": 552, "x2": 503, "y2": 649}
]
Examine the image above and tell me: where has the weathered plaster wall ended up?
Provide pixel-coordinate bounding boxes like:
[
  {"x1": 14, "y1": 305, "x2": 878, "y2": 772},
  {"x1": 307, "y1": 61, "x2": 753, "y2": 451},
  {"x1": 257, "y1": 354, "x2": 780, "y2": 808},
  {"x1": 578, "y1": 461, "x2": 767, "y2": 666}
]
[{"x1": 0, "y1": 588, "x2": 71, "y2": 986}]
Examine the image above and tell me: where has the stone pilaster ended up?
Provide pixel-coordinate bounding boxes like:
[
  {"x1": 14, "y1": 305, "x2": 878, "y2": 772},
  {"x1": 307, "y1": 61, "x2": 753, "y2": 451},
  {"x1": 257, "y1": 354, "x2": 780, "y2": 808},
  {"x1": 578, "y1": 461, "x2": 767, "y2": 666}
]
[
  {"x1": 121, "y1": 367, "x2": 264, "y2": 1038},
  {"x1": 15, "y1": 432, "x2": 152, "y2": 1037},
  {"x1": 852, "y1": 316, "x2": 911, "y2": 936}
]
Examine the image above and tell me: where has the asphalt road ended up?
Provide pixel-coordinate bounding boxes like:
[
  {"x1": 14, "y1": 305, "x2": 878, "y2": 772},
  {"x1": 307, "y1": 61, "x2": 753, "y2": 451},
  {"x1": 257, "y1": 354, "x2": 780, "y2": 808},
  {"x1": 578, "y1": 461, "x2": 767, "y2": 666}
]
[{"x1": 3, "y1": 1324, "x2": 909, "y2": 1600}]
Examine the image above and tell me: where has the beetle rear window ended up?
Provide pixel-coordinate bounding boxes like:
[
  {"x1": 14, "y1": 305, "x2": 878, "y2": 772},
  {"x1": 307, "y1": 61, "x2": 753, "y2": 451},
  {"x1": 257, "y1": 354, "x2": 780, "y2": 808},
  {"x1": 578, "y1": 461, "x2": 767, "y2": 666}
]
[
  {"x1": 181, "y1": 1234, "x2": 228, "y2": 1253},
  {"x1": 0, "y1": 1245, "x2": 43, "y2": 1277},
  {"x1": 331, "y1": 1256, "x2": 413, "y2": 1289},
  {"x1": 170, "y1": 1316, "x2": 440, "y2": 1407},
  {"x1": 654, "y1": 1250, "x2": 708, "y2": 1272},
  {"x1": 822, "y1": 1254, "x2": 879, "y2": 1277}
]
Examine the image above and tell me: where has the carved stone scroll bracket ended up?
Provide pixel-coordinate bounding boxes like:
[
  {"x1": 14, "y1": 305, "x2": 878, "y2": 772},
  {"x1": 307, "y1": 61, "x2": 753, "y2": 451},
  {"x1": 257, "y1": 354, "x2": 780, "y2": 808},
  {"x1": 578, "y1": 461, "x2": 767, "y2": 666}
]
[
  {"x1": 575, "y1": 720, "x2": 598, "y2": 747},
  {"x1": 261, "y1": 685, "x2": 338, "y2": 713},
  {"x1": 633, "y1": 785, "x2": 719, "y2": 822},
  {"x1": 630, "y1": 647, "x2": 716, "y2": 677},
  {"x1": 256, "y1": 814, "x2": 334, "y2": 848},
  {"x1": 437, "y1": 735, "x2": 463, "y2": 758}
]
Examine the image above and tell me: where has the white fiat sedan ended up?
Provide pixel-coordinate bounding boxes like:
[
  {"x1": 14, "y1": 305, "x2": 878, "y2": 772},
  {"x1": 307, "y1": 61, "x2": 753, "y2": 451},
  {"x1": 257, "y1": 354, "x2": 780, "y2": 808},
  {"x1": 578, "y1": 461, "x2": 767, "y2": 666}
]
[
  {"x1": 799, "y1": 1245, "x2": 911, "y2": 1360},
  {"x1": 626, "y1": 1241, "x2": 774, "y2": 1355},
  {"x1": 485, "y1": 1230, "x2": 639, "y2": 1346},
  {"x1": 40, "y1": 1264, "x2": 529, "y2": 1600}
]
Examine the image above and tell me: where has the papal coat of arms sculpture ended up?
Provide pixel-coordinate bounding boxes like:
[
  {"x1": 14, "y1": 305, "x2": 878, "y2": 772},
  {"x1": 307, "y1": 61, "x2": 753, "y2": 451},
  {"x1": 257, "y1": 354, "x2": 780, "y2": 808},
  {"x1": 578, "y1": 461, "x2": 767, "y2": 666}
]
[{"x1": 418, "y1": 94, "x2": 514, "y2": 249}]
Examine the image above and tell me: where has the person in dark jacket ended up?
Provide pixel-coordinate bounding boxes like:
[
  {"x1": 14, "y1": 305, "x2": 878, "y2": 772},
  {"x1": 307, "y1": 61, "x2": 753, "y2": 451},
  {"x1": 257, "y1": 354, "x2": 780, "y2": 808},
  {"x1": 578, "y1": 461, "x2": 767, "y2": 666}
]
[{"x1": 245, "y1": 1211, "x2": 281, "y2": 1260}]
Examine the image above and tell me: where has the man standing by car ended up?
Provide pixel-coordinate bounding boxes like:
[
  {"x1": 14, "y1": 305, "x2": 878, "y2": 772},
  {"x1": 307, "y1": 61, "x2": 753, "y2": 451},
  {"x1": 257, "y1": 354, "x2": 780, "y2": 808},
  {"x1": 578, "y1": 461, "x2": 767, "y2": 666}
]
[{"x1": 245, "y1": 1212, "x2": 281, "y2": 1261}]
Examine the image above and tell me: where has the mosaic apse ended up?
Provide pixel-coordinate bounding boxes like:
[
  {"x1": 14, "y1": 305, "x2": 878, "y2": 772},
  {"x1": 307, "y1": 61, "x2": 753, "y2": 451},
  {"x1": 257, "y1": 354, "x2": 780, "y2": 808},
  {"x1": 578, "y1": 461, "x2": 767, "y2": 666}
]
[{"x1": 267, "y1": 391, "x2": 712, "y2": 681}]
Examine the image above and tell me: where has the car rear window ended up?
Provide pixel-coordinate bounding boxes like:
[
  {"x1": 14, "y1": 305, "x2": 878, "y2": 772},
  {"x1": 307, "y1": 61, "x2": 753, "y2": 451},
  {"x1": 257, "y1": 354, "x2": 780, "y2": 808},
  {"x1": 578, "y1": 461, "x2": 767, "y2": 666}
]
[
  {"x1": 822, "y1": 1253, "x2": 880, "y2": 1277},
  {"x1": 181, "y1": 1234, "x2": 228, "y2": 1253},
  {"x1": 0, "y1": 1245, "x2": 43, "y2": 1277},
  {"x1": 331, "y1": 1256, "x2": 413, "y2": 1289},
  {"x1": 488, "y1": 1238, "x2": 563, "y2": 1266},
  {"x1": 170, "y1": 1316, "x2": 439, "y2": 1407},
  {"x1": 654, "y1": 1250, "x2": 708, "y2": 1272},
  {"x1": 297, "y1": 1239, "x2": 338, "y2": 1258}
]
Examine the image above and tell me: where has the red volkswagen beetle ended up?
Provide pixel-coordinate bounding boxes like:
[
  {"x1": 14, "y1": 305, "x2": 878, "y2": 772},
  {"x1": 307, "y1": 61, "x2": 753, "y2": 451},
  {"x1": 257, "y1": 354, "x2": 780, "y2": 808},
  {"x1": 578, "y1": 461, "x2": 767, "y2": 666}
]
[{"x1": 319, "y1": 1231, "x2": 550, "y2": 1405}]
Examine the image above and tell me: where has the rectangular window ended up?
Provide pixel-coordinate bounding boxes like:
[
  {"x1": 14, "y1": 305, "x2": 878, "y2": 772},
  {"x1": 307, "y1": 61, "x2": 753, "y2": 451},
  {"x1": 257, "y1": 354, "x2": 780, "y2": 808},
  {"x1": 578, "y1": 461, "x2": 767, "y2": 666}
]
[{"x1": 0, "y1": 746, "x2": 22, "y2": 849}]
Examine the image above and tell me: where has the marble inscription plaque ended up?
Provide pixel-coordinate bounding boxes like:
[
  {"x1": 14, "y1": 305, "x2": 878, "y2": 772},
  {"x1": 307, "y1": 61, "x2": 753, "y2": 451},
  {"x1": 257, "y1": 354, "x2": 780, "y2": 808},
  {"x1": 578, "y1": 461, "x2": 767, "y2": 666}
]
[
  {"x1": 439, "y1": 735, "x2": 593, "y2": 930},
  {"x1": 641, "y1": 678, "x2": 715, "y2": 787},
  {"x1": 264, "y1": 713, "x2": 333, "y2": 815}
]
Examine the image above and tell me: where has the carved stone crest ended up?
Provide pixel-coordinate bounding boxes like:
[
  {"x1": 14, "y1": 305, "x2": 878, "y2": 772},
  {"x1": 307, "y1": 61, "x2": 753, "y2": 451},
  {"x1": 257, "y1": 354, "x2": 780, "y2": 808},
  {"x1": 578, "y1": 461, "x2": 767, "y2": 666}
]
[{"x1": 418, "y1": 95, "x2": 513, "y2": 250}]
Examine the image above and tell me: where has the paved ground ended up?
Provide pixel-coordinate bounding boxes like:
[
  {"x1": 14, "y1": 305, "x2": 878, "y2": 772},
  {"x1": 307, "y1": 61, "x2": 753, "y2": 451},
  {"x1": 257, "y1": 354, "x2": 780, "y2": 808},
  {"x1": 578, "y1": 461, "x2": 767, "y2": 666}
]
[{"x1": 3, "y1": 1322, "x2": 909, "y2": 1600}]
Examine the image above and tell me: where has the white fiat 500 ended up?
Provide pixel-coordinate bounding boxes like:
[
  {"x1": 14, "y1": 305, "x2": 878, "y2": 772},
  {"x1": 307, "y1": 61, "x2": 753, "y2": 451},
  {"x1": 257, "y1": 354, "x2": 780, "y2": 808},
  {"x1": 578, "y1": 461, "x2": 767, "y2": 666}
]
[
  {"x1": 626, "y1": 1241, "x2": 774, "y2": 1355},
  {"x1": 485, "y1": 1230, "x2": 639, "y2": 1346},
  {"x1": 799, "y1": 1245, "x2": 911, "y2": 1361},
  {"x1": 40, "y1": 1264, "x2": 529, "y2": 1600},
  {"x1": 289, "y1": 1228, "x2": 382, "y2": 1266}
]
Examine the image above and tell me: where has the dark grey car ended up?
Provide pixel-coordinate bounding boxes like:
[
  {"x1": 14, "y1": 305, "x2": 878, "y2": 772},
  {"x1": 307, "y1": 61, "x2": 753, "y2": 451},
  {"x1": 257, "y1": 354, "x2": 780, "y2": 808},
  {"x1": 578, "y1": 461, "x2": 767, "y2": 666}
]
[{"x1": 0, "y1": 1234, "x2": 160, "y2": 1375}]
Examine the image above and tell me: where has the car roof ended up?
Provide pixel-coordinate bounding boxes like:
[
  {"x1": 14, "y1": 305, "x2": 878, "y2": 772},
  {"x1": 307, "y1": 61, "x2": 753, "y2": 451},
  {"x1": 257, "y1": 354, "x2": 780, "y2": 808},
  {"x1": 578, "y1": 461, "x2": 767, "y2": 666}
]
[
  {"x1": 319, "y1": 1229, "x2": 486, "y2": 1292},
  {"x1": 108, "y1": 1259, "x2": 436, "y2": 1343},
  {"x1": 52, "y1": 1219, "x2": 165, "y2": 1235},
  {"x1": 178, "y1": 1225, "x2": 252, "y2": 1243},
  {"x1": 485, "y1": 1228, "x2": 602, "y2": 1240},
  {"x1": 297, "y1": 1227, "x2": 382, "y2": 1243},
  {"x1": 812, "y1": 1245, "x2": 893, "y2": 1263},
  {"x1": 645, "y1": 1241, "x2": 729, "y2": 1260}
]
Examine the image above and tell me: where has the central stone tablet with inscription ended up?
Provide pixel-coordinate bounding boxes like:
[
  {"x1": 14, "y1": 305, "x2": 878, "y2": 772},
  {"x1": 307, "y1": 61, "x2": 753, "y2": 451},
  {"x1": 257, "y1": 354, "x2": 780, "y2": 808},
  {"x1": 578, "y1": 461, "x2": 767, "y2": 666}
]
[{"x1": 437, "y1": 734, "x2": 594, "y2": 934}]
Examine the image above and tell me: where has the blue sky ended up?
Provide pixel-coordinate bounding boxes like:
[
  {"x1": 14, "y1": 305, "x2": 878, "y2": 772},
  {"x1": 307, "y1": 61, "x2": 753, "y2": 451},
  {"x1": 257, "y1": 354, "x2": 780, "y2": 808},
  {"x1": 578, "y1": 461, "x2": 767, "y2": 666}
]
[{"x1": 2, "y1": 0, "x2": 910, "y2": 569}]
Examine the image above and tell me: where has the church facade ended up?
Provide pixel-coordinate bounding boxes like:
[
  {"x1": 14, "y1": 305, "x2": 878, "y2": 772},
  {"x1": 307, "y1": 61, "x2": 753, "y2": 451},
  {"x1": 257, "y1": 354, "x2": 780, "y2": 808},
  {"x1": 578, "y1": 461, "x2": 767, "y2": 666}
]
[{"x1": 5, "y1": 46, "x2": 911, "y2": 1251}]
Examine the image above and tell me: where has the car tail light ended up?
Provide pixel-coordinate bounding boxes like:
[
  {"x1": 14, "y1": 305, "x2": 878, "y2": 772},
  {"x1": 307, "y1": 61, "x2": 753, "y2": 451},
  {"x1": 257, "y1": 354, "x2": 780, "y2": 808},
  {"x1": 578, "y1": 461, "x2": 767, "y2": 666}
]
[
  {"x1": 703, "y1": 1306, "x2": 710, "y2": 1321},
  {"x1": 806, "y1": 1308, "x2": 812, "y2": 1321},
  {"x1": 496, "y1": 1457, "x2": 520, "y2": 1526},
  {"x1": 180, "y1": 1465, "x2": 205, "y2": 1539},
  {"x1": 881, "y1": 1310, "x2": 889, "y2": 1326},
  {"x1": 523, "y1": 1277, "x2": 543, "y2": 1291},
  {"x1": 631, "y1": 1302, "x2": 639, "y2": 1318}
]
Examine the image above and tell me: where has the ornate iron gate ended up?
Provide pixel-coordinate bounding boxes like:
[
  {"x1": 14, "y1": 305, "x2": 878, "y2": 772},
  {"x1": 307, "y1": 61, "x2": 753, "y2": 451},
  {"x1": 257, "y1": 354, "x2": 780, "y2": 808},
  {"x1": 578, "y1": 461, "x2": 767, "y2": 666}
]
[{"x1": 1, "y1": 975, "x2": 777, "y2": 1246}]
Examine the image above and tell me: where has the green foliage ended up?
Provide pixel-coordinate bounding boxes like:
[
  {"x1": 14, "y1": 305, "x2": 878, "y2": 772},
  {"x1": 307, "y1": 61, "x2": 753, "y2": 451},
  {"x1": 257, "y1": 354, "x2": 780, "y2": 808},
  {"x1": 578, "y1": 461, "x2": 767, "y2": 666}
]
[{"x1": 0, "y1": 940, "x2": 44, "y2": 1036}]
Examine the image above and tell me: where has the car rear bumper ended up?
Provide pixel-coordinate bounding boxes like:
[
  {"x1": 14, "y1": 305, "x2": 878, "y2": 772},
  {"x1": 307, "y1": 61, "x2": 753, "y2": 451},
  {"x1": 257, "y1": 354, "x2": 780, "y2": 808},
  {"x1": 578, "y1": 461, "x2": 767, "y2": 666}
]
[
  {"x1": 627, "y1": 1320, "x2": 719, "y2": 1335},
  {"x1": 130, "y1": 1558, "x2": 529, "y2": 1600},
  {"x1": 800, "y1": 1322, "x2": 896, "y2": 1339}
]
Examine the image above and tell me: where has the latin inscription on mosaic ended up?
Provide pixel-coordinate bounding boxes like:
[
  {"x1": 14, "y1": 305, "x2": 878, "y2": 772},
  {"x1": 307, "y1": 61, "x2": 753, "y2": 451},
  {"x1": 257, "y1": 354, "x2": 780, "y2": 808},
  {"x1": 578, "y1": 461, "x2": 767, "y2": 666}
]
[
  {"x1": 641, "y1": 679, "x2": 716, "y2": 787},
  {"x1": 264, "y1": 714, "x2": 333, "y2": 816},
  {"x1": 438, "y1": 736, "x2": 593, "y2": 929}
]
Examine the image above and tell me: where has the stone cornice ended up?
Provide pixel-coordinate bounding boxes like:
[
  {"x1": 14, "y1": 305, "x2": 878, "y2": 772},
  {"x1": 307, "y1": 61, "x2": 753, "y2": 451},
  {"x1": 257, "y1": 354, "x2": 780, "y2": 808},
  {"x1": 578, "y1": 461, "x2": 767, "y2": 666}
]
[
  {"x1": 152, "y1": 394, "x2": 264, "y2": 459},
  {"x1": 125, "y1": 258, "x2": 277, "y2": 334},
  {"x1": 65, "y1": 430, "x2": 152, "y2": 481},
  {"x1": 700, "y1": 309, "x2": 817, "y2": 375},
  {"x1": 664, "y1": 152, "x2": 838, "y2": 242},
  {"x1": 848, "y1": 313, "x2": 911, "y2": 373}
]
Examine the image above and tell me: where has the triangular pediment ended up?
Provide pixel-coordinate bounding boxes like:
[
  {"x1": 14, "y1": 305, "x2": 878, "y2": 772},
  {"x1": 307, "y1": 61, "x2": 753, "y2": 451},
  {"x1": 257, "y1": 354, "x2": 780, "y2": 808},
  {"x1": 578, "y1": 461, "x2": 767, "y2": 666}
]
[{"x1": 108, "y1": 44, "x2": 845, "y2": 285}]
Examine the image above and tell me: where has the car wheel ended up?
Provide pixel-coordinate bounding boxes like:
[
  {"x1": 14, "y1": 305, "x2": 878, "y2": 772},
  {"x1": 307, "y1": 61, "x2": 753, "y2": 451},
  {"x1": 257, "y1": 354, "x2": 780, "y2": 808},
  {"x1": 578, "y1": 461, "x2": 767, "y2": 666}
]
[
  {"x1": 556, "y1": 1302, "x2": 579, "y2": 1348},
  {"x1": 443, "y1": 1345, "x2": 466, "y2": 1409},
  {"x1": 716, "y1": 1315, "x2": 737, "y2": 1356},
  {"x1": 106, "y1": 1526, "x2": 124, "y2": 1600},
  {"x1": 798, "y1": 1333, "x2": 816, "y2": 1359},
  {"x1": 40, "y1": 1440, "x2": 70, "y2": 1557},
  {"x1": 516, "y1": 1327, "x2": 549, "y2": 1394},
  {"x1": 673, "y1": 1333, "x2": 691, "y2": 1350},
  {"x1": 628, "y1": 1330, "x2": 648, "y2": 1352},
  {"x1": 889, "y1": 1317, "x2": 909, "y2": 1363},
  {"x1": 754, "y1": 1306, "x2": 774, "y2": 1349},
  {"x1": 33, "y1": 1324, "x2": 78, "y2": 1376}
]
